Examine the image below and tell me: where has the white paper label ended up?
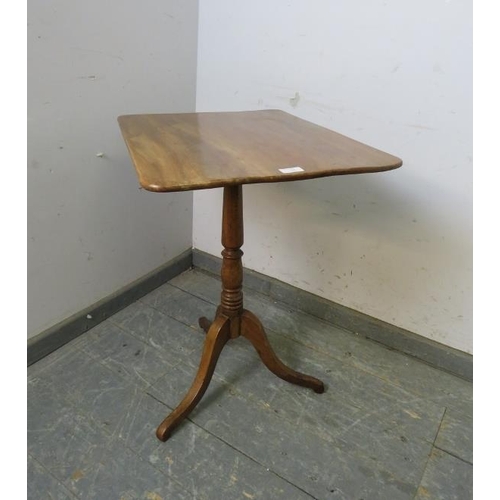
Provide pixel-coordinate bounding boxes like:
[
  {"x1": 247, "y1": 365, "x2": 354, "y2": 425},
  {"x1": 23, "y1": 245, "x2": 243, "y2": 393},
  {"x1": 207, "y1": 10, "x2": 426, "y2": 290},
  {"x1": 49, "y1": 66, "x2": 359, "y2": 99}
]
[{"x1": 278, "y1": 166, "x2": 305, "y2": 174}]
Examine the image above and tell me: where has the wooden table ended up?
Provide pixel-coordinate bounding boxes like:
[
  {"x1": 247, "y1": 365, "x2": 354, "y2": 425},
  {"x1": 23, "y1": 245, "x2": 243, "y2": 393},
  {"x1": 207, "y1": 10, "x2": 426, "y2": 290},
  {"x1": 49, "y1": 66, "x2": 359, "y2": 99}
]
[{"x1": 118, "y1": 110, "x2": 402, "y2": 442}]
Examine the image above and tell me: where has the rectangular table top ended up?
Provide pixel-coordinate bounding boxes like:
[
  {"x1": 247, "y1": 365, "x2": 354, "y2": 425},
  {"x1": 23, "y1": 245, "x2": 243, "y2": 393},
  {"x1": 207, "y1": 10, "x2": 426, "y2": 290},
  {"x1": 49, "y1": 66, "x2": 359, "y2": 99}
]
[{"x1": 118, "y1": 110, "x2": 402, "y2": 192}]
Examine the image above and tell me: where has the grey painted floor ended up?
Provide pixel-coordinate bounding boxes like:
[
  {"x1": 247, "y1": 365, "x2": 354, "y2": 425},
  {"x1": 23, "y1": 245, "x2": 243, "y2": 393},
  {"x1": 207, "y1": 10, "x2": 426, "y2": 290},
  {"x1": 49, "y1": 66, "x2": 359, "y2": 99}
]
[{"x1": 28, "y1": 268, "x2": 473, "y2": 500}]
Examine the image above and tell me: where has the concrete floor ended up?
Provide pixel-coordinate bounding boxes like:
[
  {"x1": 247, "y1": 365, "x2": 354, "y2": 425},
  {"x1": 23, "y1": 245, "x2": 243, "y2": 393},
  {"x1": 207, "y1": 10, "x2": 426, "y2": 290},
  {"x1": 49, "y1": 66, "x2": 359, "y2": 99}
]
[{"x1": 28, "y1": 268, "x2": 472, "y2": 499}]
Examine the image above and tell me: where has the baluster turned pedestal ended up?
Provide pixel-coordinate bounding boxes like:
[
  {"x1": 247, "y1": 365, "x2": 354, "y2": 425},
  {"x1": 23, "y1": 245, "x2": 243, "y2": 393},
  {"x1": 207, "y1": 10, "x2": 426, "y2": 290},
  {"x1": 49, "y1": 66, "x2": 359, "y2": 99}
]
[{"x1": 156, "y1": 185, "x2": 324, "y2": 442}]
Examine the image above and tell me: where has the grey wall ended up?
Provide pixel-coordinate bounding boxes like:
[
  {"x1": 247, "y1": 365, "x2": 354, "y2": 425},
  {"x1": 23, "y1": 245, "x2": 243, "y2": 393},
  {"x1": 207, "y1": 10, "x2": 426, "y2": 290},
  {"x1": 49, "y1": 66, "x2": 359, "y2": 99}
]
[
  {"x1": 28, "y1": 0, "x2": 472, "y2": 355},
  {"x1": 27, "y1": 0, "x2": 199, "y2": 338},
  {"x1": 194, "y1": 0, "x2": 472, "y2": 353}
]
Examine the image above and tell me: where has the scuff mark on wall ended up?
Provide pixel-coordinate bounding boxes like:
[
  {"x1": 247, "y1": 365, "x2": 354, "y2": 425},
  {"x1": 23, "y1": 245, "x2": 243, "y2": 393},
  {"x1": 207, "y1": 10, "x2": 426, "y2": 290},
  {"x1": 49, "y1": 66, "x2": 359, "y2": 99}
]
[
  {"x1": 405, "y1": 123, "x2": 436, "y2": 131},
  {"x1": 70, "y1": 46, "x2": 124, "y2": 62},
  {"x1": 289, "y1": 92, "x2": 300, "y2": 108}
]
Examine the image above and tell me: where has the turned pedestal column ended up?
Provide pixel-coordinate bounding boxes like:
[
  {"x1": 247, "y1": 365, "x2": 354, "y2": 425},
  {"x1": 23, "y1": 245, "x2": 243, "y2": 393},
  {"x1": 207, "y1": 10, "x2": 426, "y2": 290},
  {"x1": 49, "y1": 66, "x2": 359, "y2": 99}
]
[
  {"x1": 156, "y1": 185, "x2": 325, "y2": 442},
  {"x1": 118, "y1": 110, "x2": 402, "y2": 444}
]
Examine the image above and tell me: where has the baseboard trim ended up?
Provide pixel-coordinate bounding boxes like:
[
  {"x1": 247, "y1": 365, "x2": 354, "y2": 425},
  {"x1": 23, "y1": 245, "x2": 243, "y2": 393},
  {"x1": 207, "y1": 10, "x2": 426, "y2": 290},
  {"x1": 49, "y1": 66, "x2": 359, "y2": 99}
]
[
  {"x1": 28, "y1": 247, "x2": 472, "y2": 381},
  {"x1": 27, "y1": 249, "x2": 193, "y2": 366},
  {"x1": 192, "y1": 249, "x2": 472, "y2": 381}
]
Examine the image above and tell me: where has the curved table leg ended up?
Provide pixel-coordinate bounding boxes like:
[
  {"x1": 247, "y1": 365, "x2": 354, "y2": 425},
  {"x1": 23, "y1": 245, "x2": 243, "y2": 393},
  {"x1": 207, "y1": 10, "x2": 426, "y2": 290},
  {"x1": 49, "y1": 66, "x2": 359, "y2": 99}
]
[
  {"x1": 156, "y1": 315, "x2": 231, "y2": 441},
  {"x1": 241, "y1": 309, "x2": 325, "y2": 394},
  {"x1": 198, "y1": 316, "x2": 212, "y2": 334},
  {"x1": 198, "y1": 307, "x2": 222, "y2": 334}
]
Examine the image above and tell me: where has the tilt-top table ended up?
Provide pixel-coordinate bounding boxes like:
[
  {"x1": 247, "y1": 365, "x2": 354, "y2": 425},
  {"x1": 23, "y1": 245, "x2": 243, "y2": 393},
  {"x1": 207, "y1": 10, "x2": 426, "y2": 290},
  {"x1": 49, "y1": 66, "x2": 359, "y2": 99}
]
[{"x1": 118, "y1": 110, "x2": 402, "y2": 442}]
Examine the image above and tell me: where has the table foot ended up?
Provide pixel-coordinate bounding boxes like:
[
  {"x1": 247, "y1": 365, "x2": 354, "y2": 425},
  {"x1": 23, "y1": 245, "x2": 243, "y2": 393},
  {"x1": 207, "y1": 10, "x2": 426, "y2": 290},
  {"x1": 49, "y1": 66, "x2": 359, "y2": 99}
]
[
  {"x1": 199, "y1": 307, "x2": 221, "y2": 334},
  {"x1": 240, "y1": 309, "x2": 325, "y2": 394},
  {"x1": 156, "y1": 185, "x2": 324, "y2": 443},
  {"x1": 198, "y1": 316, "x2": 212, "y2": 334},
  {"x1": 156, "y1": 316, "x2": 231, "y2": 442}
]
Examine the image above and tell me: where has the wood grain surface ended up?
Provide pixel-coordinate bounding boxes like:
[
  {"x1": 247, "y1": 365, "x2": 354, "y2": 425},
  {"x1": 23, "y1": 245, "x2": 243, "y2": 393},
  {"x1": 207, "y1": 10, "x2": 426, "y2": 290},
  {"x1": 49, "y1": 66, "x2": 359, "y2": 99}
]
[{"x1": 118, "y1": 110, "x2": 402, "y2": 192}]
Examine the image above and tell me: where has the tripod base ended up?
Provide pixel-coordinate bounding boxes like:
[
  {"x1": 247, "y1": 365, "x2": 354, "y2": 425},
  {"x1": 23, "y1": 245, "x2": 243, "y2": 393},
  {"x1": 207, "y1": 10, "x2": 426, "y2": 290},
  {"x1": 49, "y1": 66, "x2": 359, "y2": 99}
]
[
  {"x1": 156, "y1": 185, "x2": 325, "y2": 442},
  {"x1": 156, "y1": 309, "x2": 324, "y2": 441}
]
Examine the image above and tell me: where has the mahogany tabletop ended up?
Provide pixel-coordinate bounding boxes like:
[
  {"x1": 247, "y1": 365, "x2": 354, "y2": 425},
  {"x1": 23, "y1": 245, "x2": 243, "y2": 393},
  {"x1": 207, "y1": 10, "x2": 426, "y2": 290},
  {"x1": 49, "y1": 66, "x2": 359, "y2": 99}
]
[{"x1": 118, "y1": 110, "x2": 402, "y2": 193}]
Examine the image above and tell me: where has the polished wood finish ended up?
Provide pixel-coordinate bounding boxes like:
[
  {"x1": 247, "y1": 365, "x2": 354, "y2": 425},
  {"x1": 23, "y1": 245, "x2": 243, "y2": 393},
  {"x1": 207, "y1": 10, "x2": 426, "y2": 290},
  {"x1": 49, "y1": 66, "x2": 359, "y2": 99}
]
[
  {"x1": 118, "y1": 110, "x2": 403, "y2": 442},
  {"x1": 118, "y1": 110, "x2": 402, "y2": 192},
  {"x1": 155, "y1": 186, "x2": 325, "y2": 441},
  {"x1": 198, "y1": 315, "x2": 213, "y2": 334},
  {"x1": 220, "y1": 185, "x2": 244, "y2": 339},
  {"x1": 156, "y1": 315, "x2": 231, "y2": 442},
  {"x1": 240, "y1": 309, "x2": 325, "y2": 394}
]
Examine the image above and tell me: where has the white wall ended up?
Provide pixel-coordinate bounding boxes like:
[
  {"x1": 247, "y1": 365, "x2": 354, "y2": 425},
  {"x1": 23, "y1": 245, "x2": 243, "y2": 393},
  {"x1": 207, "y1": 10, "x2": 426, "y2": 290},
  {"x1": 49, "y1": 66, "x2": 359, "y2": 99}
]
[
  {"x1": 194, "y1": 0, "x2": 472, "y2": 353},
  {"x1": 27, "y1": 0, "x2": 199, "y2": 338}
]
